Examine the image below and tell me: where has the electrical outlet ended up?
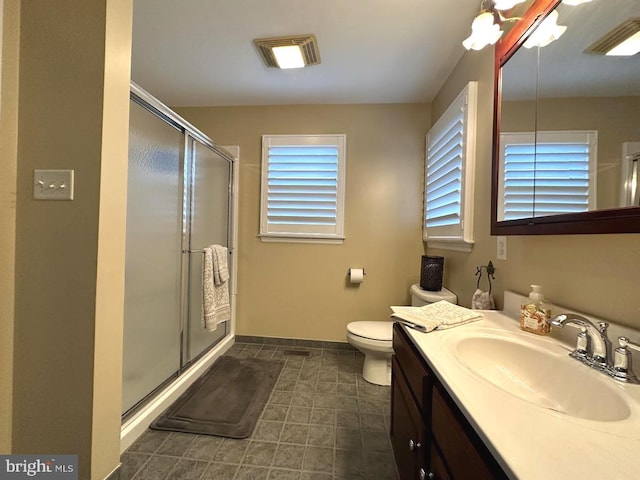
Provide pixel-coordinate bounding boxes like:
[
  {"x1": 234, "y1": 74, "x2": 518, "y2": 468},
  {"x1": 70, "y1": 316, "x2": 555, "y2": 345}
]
[
  {"x1": 33, "y1": 170, "x2": 74, "y2": 200},
  {"x1": 497, "y1": 236, "x2": 507, "y2": 260}
]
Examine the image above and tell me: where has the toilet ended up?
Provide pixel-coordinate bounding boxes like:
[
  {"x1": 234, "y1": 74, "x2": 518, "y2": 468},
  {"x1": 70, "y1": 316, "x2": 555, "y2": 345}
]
[{"x1": 346, "y1": 284, "x2": 457, "y2": 386}]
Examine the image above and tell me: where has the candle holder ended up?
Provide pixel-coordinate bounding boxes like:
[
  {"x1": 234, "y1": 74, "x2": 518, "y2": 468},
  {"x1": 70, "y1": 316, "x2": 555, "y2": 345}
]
[{"x1": 420, "y1": 255, "x2": 444, "y2": 292}]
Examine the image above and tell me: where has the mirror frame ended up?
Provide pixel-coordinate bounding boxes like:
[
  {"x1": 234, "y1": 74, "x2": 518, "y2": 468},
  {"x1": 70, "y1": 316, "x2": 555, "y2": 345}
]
[{"x1": 491, "y1": 0, "x2": 640, "y2": 235}]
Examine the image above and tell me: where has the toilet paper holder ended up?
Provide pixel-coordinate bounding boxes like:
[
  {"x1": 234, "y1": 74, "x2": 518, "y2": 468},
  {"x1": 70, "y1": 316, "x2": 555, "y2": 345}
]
[
  {"x1": 347, "y1": 268, "x2": 366, "y2": 277},
  {"x1": 347, "y1": 268, "x2": 366, "y2": 285},
  {"x1": 347, "y1": 268, "x2": 365, "y2": 274}
]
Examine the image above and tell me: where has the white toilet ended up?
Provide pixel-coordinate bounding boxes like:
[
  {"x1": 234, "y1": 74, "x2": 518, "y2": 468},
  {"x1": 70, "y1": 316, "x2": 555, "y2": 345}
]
[{"x1": 346, "y1": 284, "x2": 457, "y2": 386}]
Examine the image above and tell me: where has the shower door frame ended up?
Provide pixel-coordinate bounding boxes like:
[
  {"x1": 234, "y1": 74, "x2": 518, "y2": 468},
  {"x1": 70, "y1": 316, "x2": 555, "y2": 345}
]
[
  {"x1": 122, "y1": 83, "x2": 238, "y2": 447},
  {"x1": 181, "y1": 134, "x2": 234, "y2": 367}
]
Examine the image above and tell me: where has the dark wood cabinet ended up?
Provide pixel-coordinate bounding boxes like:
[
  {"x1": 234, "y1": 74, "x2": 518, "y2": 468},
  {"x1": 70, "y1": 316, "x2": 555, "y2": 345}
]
[
  {"x1": 390, "y1": 323, "x2": 508, "y2": 480},
  {"x1": 391, "y1": 357, "x2": 427, "y2": 480}
]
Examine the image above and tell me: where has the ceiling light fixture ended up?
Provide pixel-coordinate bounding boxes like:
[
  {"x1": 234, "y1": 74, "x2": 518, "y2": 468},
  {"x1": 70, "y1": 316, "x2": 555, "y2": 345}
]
[
  {"x1": 463, "y1": 10, "x2": 504, "y2": 50},
  {"x1": 254, "y1": 35, "x2": 321, "y2": 69},
  {"x1": 586, "y1": 19, "x2": 640, "y2": 56},
  {"x1": 493, "y1": 0, "x2": 527, "y2": 10},
  {"x1": 462, "y1": 0, "x2": 524, "y2": 51},
  {"x1": 272, "y1": 45, "x2": 305, "y2": 69},
  {"x1": 606, "y1": 30, "x2": 640, "y2": 56},
  {"x1": 523, "y1": 10, "x2": 567, "y2": 48}
]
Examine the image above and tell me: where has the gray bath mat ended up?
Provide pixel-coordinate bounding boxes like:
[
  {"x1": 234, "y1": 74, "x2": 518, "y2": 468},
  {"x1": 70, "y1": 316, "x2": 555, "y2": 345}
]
[{"x1": 150, "y1": 356, "x2": 284, "y2": 438}]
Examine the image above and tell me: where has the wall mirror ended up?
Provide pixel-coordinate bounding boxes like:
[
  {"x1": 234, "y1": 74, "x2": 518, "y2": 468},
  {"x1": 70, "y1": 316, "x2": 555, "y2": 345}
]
[{"x1": 492, "y1": 0, "x2": 640, "y2": 234}]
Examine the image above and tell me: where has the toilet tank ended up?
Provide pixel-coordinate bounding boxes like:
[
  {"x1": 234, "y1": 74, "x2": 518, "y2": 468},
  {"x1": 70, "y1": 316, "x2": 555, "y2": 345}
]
[{"x1": 410, "y1": 283, "x2": 457, "y2": 306}]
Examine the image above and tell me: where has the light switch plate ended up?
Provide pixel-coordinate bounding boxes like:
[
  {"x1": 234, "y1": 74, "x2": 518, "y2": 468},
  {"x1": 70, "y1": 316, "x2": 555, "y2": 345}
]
[
  {"x1": 33, "y1": 170, "x2": 74, "y2": 200},
  {"x1": 497, "y1": 236, "x2": 507, "y2": 260}
]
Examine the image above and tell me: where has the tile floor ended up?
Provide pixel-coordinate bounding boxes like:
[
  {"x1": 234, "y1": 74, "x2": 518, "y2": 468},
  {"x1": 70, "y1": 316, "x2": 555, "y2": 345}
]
[{"x1": 120, "y1": 342, "x2": 399, "y2": 480}]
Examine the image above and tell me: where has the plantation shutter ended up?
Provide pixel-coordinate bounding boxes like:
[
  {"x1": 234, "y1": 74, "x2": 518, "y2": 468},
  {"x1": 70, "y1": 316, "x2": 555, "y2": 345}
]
[
  {"x1": 500, "y1": 131, "x2": 596, "y2": 221},
  {"x1": 260, "y1": 135, "x2": 346, "y2": 242},
  {"x1": 423, "y1": 81, "x2": 477, "y2": 251},
  {"x1": 425, "y1": 105, "x2": 464, "y2": 229}
]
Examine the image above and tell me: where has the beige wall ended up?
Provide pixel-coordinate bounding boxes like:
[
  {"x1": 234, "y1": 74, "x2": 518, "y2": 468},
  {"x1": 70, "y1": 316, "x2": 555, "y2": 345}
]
[
  {"x1": 0, "y1": 0, "x2": 20, "y2": 454},
  {"x1": 428, "y1": 47, "x2": 640, "y2": 329},
  {"x1": 503, "y1": 96, "x2": 640, "y2": 209},
  {"x1": 12, "y1": 2, "x2": 132, "y2": 479},
  {"x1": 91, "y1": 0, "x2": 132, "y2": 478},
  {"x1": 176, "y1": 104, "x2": 429, "y2": 342}
]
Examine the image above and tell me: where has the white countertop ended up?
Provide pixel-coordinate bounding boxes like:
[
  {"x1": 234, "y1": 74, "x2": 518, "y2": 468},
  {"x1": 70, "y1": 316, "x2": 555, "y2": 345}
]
[{"x1": 403, "y1": 309, "x2": 640, "y2": 480}]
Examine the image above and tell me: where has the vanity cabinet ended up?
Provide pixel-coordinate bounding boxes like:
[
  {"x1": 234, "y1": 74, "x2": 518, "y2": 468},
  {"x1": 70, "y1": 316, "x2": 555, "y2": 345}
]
[
  {"x1": 390, "y1": 323, "x2": 508, "y2": 480},
  {"x1": 391, "y1": 356, "x2": 427, "y2": 480}
]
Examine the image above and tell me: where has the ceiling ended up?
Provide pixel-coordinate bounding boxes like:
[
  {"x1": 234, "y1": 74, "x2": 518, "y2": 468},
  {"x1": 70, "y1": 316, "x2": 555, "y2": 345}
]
[
  {"x1": 131, "y1": 0, "x2": 480, "y2": 107},
  {"x1": 502, "y1": 0, "x2": 640, "y2": 100}
]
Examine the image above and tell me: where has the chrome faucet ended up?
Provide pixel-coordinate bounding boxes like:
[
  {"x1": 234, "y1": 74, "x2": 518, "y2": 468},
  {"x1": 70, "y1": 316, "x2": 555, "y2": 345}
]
[
  {"x1": 550, "y1": 314, "x2": 611, "y2": 369},
  {"x1": 550, "y1": 313, "x2": 639, "y2": 383}
]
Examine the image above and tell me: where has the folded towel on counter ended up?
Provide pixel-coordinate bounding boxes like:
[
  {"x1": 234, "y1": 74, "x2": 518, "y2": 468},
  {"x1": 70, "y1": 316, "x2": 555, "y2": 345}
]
[
  {"x1": 390, "y1": 300, "x2": 484, "y2": 333},
  {"x1": 202, "y1": 245, "x2": 230, "y2": 332},
  {"x1": 390, "y1": 306, "x2": 440, "y2": 332}
]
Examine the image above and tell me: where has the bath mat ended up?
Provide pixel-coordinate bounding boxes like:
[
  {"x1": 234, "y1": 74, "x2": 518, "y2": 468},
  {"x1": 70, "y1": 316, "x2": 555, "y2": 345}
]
[{"x1": 150, "y1": 356, "x2": 283, "y2": 438}]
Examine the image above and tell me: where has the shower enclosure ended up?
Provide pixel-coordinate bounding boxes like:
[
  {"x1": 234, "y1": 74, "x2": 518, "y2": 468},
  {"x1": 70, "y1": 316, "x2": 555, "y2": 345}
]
[{"x1": 121, "y1": 83, "x2": 235, "y2": 416}]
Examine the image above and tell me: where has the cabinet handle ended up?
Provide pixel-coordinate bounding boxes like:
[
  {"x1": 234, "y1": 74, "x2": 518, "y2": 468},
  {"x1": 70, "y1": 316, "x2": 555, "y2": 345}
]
[
  {"x1": 419, "y1": 468, "x2": 435, "y2": 480},
  {"x1": 419, "y1": 470, "x2": 435, "y2": 480},
  {"x1": 409, "y1": 439, "x2": 422, "y2": 451}
]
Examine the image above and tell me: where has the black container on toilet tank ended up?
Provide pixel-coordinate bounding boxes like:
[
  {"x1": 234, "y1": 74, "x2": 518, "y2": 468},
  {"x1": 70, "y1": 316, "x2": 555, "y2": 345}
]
[{"x1": 420, "y1": 256, "x2": 444, "y2": 292}]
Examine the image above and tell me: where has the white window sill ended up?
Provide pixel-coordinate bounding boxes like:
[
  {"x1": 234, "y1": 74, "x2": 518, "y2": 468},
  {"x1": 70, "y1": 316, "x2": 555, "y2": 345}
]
[
  {"x1": 424, "y1": 237, "x2": 474, "y2": 252},
  {"x1": 259, "y1": 234, "x2": 345, "y2": 245}
]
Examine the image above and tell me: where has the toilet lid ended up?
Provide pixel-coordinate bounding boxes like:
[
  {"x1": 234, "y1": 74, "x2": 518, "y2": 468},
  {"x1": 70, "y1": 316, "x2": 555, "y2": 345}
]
[{"x1": 347, "y1": 321, "x2": 393, "y2": 341}]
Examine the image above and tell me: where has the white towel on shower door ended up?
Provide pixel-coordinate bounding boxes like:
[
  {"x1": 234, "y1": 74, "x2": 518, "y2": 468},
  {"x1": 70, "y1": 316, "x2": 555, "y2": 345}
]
[
  {"x1": 212, "y1": 245, "x2": 229, "y2": 286},
  {"x1": 202, "y1": 245, "x2": 230, "y2": 331}
]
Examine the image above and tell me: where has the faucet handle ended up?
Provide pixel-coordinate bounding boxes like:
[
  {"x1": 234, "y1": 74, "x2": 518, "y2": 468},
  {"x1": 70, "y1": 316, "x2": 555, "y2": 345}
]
[
  {"x1": 569, "y1": 326, "x2": 590, "y2": 363},
  {"x1": 610, "y1": 337, "x2": 640, "y2": 384},
  {"x1": 619, "y1": 336, "x2": 640, "y2": 352}
]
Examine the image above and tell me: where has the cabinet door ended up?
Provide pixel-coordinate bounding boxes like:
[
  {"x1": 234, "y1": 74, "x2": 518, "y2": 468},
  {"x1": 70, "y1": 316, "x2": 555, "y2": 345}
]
[
  {"x1": 427, "y1": 443, "x2": 451, "y2": 480},
  {"x1": 393, "y1": 323, "x2": 431, "y2": 412},
  {"x1": 391, "y1": 357, "x2": 426, "y2": 480},
  {"x1": 432, "y1": 383, "x2": 507, "y2": 480}
]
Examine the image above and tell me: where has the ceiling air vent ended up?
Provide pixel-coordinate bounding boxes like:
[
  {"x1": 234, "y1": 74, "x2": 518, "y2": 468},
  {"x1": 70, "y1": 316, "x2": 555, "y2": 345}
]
[
  {"x1": 585, "y1": 18, "x2": 640, "y2": 54},
  {"x1": 254, "y1": 34, "x2": 321, "y2": 68}
]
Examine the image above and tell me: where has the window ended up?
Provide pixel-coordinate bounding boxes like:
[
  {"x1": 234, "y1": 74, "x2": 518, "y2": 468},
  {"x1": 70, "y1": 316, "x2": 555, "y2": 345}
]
[
  {"x1": 260, "y1": 134, "x2": 346, "y2": 243},
  {"x1": 424, "y1": 82, "x2": 478, "y2": 252},
  {"x1": 499, "y1": 130, "x2": 597, "y2": 221}
]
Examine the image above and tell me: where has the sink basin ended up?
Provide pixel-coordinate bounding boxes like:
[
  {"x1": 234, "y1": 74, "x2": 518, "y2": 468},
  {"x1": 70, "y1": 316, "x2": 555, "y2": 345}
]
[{"x1": 453, "y1": 332, "x2": 631, "y2": 422}]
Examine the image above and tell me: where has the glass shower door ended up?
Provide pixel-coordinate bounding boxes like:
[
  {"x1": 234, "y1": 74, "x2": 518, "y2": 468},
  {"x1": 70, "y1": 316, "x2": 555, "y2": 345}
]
[
  {"x1": 122, "y1": 101, "x2": 184, "y2": 413},
  {"x1": 185, "y1": 139, "x2": 231, "y2": 362}
]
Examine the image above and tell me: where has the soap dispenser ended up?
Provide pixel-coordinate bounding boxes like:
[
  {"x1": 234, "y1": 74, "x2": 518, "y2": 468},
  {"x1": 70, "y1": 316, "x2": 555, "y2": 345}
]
[{"x1": 520, "y1": 285, "x2": 551, "y2": 335}]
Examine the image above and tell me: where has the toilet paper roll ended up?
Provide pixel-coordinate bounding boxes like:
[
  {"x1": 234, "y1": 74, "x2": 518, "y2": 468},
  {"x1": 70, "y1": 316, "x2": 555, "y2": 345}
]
[{"x1": 348, "y1": 268, "x2": 365, "y2": 284}]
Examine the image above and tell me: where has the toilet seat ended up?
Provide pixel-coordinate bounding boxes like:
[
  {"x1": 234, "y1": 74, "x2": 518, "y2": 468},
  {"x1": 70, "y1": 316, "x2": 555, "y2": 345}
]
[{"x1": 346, "y1": 321, "x2": 393, "y2": 341}]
